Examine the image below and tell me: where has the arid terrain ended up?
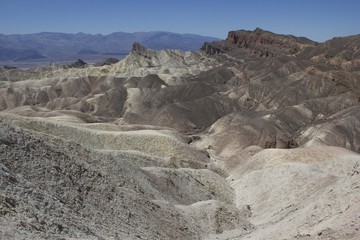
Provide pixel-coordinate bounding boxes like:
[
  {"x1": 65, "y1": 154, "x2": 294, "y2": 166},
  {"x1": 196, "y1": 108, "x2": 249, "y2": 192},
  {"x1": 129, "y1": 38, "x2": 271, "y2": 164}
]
[{"x1": 1, "y1": 28, "x2": 360, "y2": 239}]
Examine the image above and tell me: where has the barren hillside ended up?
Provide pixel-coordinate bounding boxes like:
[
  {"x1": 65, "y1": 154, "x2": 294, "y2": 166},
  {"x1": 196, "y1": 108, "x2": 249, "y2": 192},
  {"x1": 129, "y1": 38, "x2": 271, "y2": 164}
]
[{"x1": 1, "y1": 28, "x2": 360, "y2": 239}]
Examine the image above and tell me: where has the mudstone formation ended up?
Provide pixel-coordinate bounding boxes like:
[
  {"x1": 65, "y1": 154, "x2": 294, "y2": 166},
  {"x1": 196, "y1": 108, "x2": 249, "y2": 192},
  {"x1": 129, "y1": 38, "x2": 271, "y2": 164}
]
[{"x1": 1, "y1": 28, "x2": 360, "y2": 239}]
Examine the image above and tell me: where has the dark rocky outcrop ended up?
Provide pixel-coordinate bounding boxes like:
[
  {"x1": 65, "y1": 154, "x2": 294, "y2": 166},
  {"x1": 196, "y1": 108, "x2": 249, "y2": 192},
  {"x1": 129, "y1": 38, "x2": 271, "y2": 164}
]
[
  {"x1": 202, "y1": 27, "x2": 317, "y2": 57},
  {"x1": 67, "y1": 59, "x2": 87, "y2": 68}
]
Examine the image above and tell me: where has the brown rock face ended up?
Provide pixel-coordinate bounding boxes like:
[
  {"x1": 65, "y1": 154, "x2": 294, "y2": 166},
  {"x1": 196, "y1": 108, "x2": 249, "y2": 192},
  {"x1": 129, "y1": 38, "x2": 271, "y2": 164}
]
[
  {"x1": 131, "y1": 42, "x2": 148, "y2": 54},
  {"x1": 202, "y1": 27, "x2": 316, "y2": 57},
  {"x1": 229, "y1": 28, "x2": 307, "y2": 56}
]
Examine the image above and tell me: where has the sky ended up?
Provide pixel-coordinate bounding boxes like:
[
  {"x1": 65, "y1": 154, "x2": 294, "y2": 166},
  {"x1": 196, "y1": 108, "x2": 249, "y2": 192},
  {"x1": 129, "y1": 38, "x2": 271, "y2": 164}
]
[{"x1": 1, "y1": 0, "x2": 360, "y2": 42}]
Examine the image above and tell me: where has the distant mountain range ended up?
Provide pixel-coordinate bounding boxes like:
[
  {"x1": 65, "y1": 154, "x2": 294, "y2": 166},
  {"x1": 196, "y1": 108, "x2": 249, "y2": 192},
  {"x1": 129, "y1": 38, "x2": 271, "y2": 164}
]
[{"x1": 0, "y1": 31, "x2": 219, "y2": 63}]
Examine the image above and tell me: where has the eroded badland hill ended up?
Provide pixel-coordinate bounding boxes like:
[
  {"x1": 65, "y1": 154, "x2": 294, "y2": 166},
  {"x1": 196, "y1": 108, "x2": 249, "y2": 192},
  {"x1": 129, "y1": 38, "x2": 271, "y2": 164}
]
[{"x1": 1, "y1": 28, "x2": 360, "y2": 239}]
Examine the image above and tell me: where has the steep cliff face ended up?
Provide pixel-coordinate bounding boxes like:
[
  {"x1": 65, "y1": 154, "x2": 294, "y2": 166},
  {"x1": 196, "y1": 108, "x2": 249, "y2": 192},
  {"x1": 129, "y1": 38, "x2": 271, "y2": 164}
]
[
  {"x1": 202, "y1": 27, "x2": 316, "y2": 57},
  {"x1": 227, "y1": 28, "x2": 316, "y2": 56}
]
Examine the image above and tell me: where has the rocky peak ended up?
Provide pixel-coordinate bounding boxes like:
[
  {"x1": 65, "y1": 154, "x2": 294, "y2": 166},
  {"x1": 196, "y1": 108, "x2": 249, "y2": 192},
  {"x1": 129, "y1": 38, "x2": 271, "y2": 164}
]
[
  {"x1": 227, "y1": 28, "x2": 316, "y2": 56},
  {"x1": 254, "y1": 27, "x2": 265, "y2": 34},
  {"x1": 202, "y1": 28, "x2": 316, "y2": 57},
  {"x1": 131, "y1": 42, "x2": 148, "y2": 54},
  {"x1": 130, "y1": 42, "x2": 158, "y2": 61},
  {"x1": 68, "y1": 59, "x2": 87, "y2": 68}
]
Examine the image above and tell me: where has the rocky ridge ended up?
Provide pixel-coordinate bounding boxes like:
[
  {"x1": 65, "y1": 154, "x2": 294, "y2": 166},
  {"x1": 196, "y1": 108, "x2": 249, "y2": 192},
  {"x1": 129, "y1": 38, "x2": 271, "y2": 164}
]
[{"x1": 201, "y1": 27, "x2": 316, "y2": 57}]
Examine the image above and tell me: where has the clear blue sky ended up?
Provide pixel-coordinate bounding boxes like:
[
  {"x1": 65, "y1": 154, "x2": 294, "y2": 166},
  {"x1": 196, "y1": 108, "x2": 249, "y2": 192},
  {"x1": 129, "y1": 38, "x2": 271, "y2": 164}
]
[{"x1": 1, "y1": 0, "x2": 359, "y2": 42}]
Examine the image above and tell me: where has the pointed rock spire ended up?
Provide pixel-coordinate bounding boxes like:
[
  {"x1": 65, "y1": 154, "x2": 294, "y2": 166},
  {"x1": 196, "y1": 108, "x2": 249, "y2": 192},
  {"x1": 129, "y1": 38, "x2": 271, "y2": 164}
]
[{"x1": 131, "y1": 42, "x2": 148, "y2": 54}]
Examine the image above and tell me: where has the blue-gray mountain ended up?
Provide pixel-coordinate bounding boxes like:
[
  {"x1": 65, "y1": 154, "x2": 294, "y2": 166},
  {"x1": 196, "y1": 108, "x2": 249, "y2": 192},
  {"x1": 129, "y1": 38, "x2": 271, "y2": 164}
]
[{"x1": 0, "y1": 31, "x2": 218, "y2": 62}]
